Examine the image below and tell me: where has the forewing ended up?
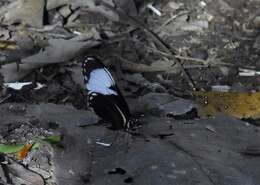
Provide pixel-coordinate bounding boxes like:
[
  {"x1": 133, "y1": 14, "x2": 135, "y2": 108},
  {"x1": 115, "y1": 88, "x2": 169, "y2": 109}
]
[{"x1": 86, "y1": 68, "x2": 117, "y2": 95}]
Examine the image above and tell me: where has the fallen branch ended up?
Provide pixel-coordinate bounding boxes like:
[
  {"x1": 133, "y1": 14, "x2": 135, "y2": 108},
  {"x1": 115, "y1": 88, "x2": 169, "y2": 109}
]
[
  {"x1": 0, "y1": 39, "x2": 100, "y2": 82},
  {"x1": 113, "y1": 54, "x2": 180, "y2": 73},
  {"x1": 100, "y1": 1, "x2": 197, "y2": 90}
]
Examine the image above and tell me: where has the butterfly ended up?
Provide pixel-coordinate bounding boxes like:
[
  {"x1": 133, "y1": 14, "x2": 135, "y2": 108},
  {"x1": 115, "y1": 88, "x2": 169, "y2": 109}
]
[{"x1": 82, "y1": 56, "x2": 131, "y2": 130}]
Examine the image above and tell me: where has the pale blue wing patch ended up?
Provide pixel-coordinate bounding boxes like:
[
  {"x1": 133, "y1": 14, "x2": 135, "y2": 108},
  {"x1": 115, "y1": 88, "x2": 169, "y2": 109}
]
[{"x1": 86, "y1": 68, "x2": 118, "y2": 95}]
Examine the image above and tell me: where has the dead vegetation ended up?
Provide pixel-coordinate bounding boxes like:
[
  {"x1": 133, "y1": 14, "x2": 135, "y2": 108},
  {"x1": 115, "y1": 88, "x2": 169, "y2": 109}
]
[{"x1": 0, "y1": 0, "x2": 260, "y2": 185}]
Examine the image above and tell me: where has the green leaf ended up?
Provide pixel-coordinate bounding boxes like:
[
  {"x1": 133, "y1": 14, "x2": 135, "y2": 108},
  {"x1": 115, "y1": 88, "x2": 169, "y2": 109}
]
[
  {"x1": 0, "y1": 144, "x2": 24, "y2": 154},
  {"x1": 43, "y1": 135, "x2": 62, "y2": 144},
  {"x1": 31, "y1": 142, "x2": 41, "y2": 150}
]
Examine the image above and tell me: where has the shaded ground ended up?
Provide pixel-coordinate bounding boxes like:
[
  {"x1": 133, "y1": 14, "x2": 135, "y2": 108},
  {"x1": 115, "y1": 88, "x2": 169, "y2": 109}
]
[
  {"x1": 0, "y1": 102, "x2": 260, "y2": 185},
  {"x1": 0, "y1": 0, "x2": 260, "y2": 185}
]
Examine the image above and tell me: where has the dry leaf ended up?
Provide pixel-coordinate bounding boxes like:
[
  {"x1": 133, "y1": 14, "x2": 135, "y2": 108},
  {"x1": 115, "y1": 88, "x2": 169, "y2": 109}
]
[
  {"x1": 3, "y1": 0, "x2": 45, "y2": 27},
  {"x1": 0, "y1": 40, "x2": 17, "y2": 50},
  {"x1": 0, "y1": 39, "x2": 99, "y2": 82},
  {"x1": 194, "y1": 91, "x2": 260, "y2": 119},
  {"x1": 8, "y1": 158, "x2": 45, "y2": 185},
  {"x1": 16, "y1": 143, "x2": 32, "y2": 160}
]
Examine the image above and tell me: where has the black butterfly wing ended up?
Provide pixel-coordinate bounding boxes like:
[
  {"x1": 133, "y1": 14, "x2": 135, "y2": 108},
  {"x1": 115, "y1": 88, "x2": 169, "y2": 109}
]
[
  {"x1": 89, "y1": 93, "x2": 127, "y2": 129},
  {"x1": 82, "y1": 56, "x2": 131, "y2": 129},
  {"x1": 110, "y1": 85, "x2": 131, "y2": 119}
]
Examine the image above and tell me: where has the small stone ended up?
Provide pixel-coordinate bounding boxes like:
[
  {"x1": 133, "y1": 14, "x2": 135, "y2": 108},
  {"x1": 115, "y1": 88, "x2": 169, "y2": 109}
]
[
  {"x1": 166, "y1": 1, "x2": 183, "y2": 10},
  {"x1": 199, "y1": 1, "x2": 206, "y2": 8},
  {"x1": 150, "y1": 165, "x2": 158, "y2": 170},
  {"x1": 58, "y1": 5, "x2": 72, "y2": 18},
  {"x1": 4, "y1": 0, "x2": 45, "y2": 27},
  {"x1": 173, "y1": 170, "x2": 187, "y2": 175},
  {"x1": 124, "y1": 177, "x2": 133, "y2": 184},
  {"x1": 253, "y1": 16, "x2": 260, "y2": 28},
  {"x1": 167, "y1": 174, "x2": 177, "y2": 179},
  {"x1": 253, "y1": 36, "x2": 260, "y2": 50}
]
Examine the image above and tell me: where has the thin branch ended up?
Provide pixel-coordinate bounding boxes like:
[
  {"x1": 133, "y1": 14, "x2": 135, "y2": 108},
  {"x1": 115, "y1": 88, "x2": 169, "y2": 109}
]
[
  {"x1": 0, "y1": 94, "x2": 12, "y2": 104},
  {"x1": 101, "y1": 1, "x2": 197, "y2": 90},
  {"x1": 156, "y1": 11, "x2": 189, "y2": 32},
  {"x1": 146, "y1": 46, "x2": 235, "y2": 67},
  {"x1": 113, "y1": 54, "x2": 208, "y2": 72}
]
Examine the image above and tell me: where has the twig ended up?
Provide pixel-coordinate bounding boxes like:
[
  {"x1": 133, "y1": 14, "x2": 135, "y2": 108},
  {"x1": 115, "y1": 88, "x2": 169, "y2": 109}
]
[
  {"x1": 146, "y1": 46, "x2": 235, "y2": 67},
  {"x1": 113, "y1": 54, "x2": 207, "y2": 72},
  {"x1": 113, "y1": 54, "x2": 178, "y2": 73},
  {"x1": 127, "y1": 19, "x2": 196, "y2": 89},
  {"x1": 146, "y1": 46, "x2": 209, "y2": 65},
  {"x1": 156, "y1": 11, "x2": 189, "y2": 31},
  {"x1": 0, "y1": 94, "x2": 12, "y2": 104},
  {"x1": 101, "y1": 1, "x2": 196, "y2": 90},
  {"x1": 146, "y1": 3, "x2": 162, "y2": 16}
]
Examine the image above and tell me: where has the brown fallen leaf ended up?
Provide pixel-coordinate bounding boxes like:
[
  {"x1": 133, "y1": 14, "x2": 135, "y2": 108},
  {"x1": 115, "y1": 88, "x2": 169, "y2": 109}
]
[
  {"x1": 16, "y1": 143, "x2": 32, "y2": 161},
  {"x1": 193, "y1": 91, "x2": 260, "y2": 119}
]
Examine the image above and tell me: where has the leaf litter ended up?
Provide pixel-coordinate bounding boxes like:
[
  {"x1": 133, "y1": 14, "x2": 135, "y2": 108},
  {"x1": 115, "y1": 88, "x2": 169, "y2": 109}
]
[{"x1": 0, "y1": 0, "x2": 260, "y2": 184}]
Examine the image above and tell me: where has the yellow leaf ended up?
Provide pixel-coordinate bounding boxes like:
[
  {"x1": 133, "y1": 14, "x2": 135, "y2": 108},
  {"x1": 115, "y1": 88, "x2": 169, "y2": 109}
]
[
  {"x1": 16, "y1": 143, "x2": 32, "y2": 160},
  {"x1": 193, "y1": 91, "x2": 260, "y2": 119},
  {"x1": 0, "y1": 40, "x2": 17, "y2": 50}
]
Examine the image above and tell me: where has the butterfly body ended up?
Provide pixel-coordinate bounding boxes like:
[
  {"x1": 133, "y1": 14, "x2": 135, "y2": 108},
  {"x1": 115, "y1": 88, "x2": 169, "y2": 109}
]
[{"x1": 82, "y1": 57, "x2": 131, "y2": 130}]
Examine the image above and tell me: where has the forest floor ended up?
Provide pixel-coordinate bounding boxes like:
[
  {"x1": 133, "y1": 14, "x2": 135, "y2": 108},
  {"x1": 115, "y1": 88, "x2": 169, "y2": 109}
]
[{"x1": 0, "y1": 0, "x2": 260, "y2": 185}]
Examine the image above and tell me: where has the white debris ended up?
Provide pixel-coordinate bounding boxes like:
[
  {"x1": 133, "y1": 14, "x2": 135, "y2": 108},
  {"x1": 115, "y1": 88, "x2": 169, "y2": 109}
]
[
  {"x1": 96, "y1": 141, "x2": 111, "y2": 147},
  {"x1": 4, "y1": 82, "x2": 32, "y2": 90},
  {"x1": 167, "y1": 2, "x2": 183, "y2": 10},
  {"x1": 147, "y1": 3, "x2": 162, "y2": 16},
  {"x1": 73, "y1": 30, "x2": 82, "y2": 35},
  {"x1": 199, "y1": 1, "x2": 207, "y2": 8},
  {"x1": 239, "y1": 68, "x2": 260, "y2": 76},
  {"x1": 205, "y1": 125, "x2": 216, "y2": 133},
  {"x1": 181, "y1": 20, "x2": 209, "y2": 31},
  {"x1": 34, "y1": 82, "x2": 46, "y2": 90},
  {"x1": 211, "y1": 85, "x2": 231, "y2": 92}
]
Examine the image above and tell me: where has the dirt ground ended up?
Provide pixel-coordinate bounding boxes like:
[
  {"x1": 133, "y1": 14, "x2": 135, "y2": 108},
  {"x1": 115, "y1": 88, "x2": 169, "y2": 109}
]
[{"x1": 0, "y1": 0, "x2": 260, "y2": 185}]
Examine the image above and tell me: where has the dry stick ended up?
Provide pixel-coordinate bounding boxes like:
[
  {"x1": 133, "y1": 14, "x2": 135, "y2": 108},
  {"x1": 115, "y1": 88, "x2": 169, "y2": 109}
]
[
  {"x1": 128, "y1": 18, "x2": 196, "y2": 90},
  {"x1": 146, "y1": 46, "x2": 235, "y2": 67},
  {"x1": 101, "y1": 2, "x2": 196, "y2": 90},
  {"x1": 113, "y1": 54, "x2": 177, "y2": 72},
  {"x1": 146, "y1": 46, "x2": 209, "y2": 65},
  {"x1": 113, "y1": 54, "x2": 206, "y2": 73},
  {"x1": 156, "y1": 11, "x2": 189, "y2": 32},
  {"x1": 0, "y1": 94, "x2": 12, "y2": 104}
]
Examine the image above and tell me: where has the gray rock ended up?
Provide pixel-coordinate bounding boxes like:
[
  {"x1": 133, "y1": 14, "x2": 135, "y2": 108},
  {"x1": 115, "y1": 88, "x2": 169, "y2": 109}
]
[
  {"x1": 159, "y1": 98, "x2": 196, "y2": 116},
  {"x1": 4, "y1": 0, "x2": 45, "y2": 27},
  {"x1": 124, "y1": 73, "x2": 149, "y2": 86},
  {"x1": 253, "y1": 16, "x2": 260, "y2": 28},
  {"x1": 253, "y1": 36, "x2": 260, "y2": 50},
  {"x1": 131, "y1": 93, "x2": 175, "y2": 115}
]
